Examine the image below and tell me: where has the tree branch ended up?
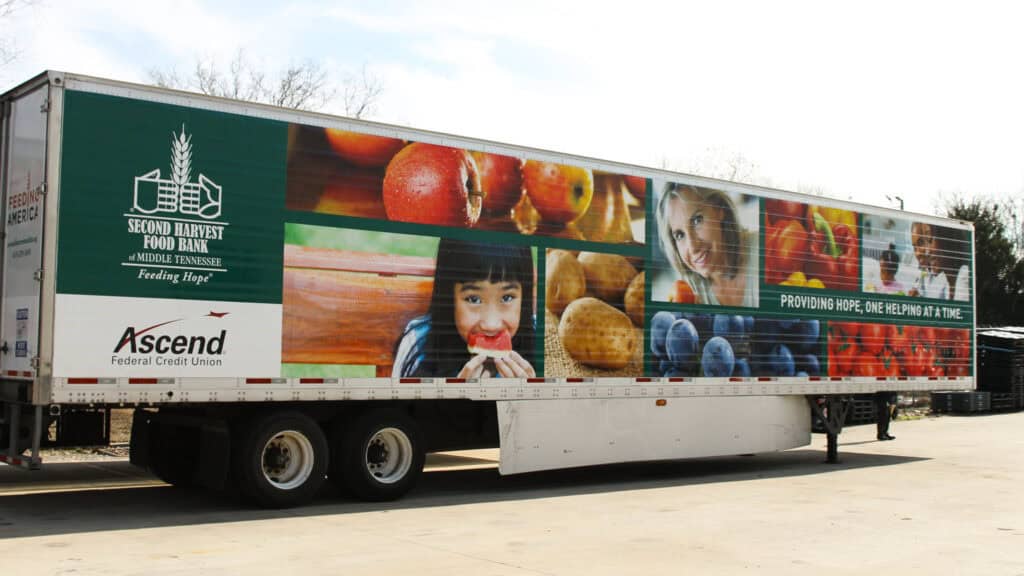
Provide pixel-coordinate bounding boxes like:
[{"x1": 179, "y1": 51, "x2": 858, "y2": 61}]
[{"x1": 147, "y1": 52, "x2": 373, "y2": 115}]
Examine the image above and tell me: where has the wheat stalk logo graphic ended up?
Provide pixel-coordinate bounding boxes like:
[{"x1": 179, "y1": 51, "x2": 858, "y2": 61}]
[
  {"x1": 171, "y1": 125, "x2": 193, "y2": 189},
  {"x1": 133, "y1": 124, "x2": 222, "y2": 219}
]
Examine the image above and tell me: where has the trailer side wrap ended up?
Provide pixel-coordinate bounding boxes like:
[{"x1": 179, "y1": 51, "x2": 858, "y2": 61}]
[{"x1": 45, "y1": 82, "x2": 974, "y2": 403}]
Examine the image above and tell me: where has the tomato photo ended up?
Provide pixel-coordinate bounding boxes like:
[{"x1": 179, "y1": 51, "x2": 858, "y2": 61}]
[
  {"x1": 858, "y1": 322, "x2": 886, "y2": 356},
  {"x1": 853, "y1": 351, "x2": 880, "y2": 377},
  {"x1": 827, "y1": 321, "x2": 970, "y2": 378}
]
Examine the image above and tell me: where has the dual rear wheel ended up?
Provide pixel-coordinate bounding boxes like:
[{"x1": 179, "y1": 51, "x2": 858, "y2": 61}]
[
  {"x1": 335, "y1": 409, "x2": 425, "y2": 502},
  {"x1": 233, "y1": 409, "x2": 424, "y2": 508}
]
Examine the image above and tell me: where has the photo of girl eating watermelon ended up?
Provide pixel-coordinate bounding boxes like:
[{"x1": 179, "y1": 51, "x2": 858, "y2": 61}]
[{"x1": 393, "y1": 238, "x2": 537, "y2": 379}]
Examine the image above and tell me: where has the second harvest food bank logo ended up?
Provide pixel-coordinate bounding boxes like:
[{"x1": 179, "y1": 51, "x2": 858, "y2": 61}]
[{"x1": 123, "y1": 125, "x2": 227, "y2": 286}]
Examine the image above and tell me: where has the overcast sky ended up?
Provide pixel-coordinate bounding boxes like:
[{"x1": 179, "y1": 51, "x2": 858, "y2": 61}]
[{"x1": 4, "y1": 0, "x2": 1023, "y2": 218}]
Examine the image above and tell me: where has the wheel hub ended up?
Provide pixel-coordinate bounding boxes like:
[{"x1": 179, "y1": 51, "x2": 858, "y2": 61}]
[
  {"x1": 260, "y1": 430, "x2": 315, "y2": 490},
  {"x1": 263, "y1": 441, "x2": 291, "y2": 473},
  {"x1": 363, "y1": 428, "x2": 413, "y2": 484},
  {"x1": 367, "y1": 438, "x2": 390, "y2": 468}
]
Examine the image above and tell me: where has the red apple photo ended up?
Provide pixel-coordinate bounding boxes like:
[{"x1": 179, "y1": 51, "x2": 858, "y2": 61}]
[
  {"x1": 325, "y1": 129, "x2": 407, "y2": 168},
  {"x1": 623, "y1": 175, "x2": 646, "y2": 201},
  {"x1": 382, "y1": 143, "x2": 484, "y2": 227},
  {"x1": 470, "y1": 151, "x2": 523, "y2": 215},
  {"x1": 522, "y1": 160, "x2": 594, "y2": 224},
  {"x1": 317, "y1": 166, "x2": 387, "y2": 219}
]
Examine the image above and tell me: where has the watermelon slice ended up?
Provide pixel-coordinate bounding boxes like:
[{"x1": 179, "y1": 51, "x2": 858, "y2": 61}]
[{"x1": 467, "y1": 331, "x2": 513, "y2": 359}]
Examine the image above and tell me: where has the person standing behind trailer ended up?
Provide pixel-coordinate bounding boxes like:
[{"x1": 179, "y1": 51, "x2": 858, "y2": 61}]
[
  {"x1": 392, "y1": 238, "x2": 537, "y2": 379},
  {"x1": 875, "y1": 391, "x2": 896, "y2": 441},
  {"x1": 656, "y1": 184, "x2": 758, "y2": 307}
]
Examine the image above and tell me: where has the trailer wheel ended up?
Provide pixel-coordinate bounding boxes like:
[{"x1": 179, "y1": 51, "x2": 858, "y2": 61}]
[
  {"x1": 149, "y1": 422, "x2": 198, "y2": 488},
  {"x1": 341, "y1": 409, "x2": 424, "y2": 502},
  {"x1": 233, "y1": 412, "x2": 328, "y2": 508}
]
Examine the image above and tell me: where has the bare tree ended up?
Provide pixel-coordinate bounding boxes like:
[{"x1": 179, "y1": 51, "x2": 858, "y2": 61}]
[
  {"x1": 1008, "y1": 196, "x2": 1024, "y2": 259},
  {"x1": 341, "y1": 63, "x2": 383, "y2": 120},
  {"x1": 943, "y1": 195, "x2": 1024, "y2": 325},
  {"x1": 660, "y1": 147, "x2": 837, "y2": 199},
  {"x1": 149, "y1": 51, "x2": 382, "y2": 117},
  {"x1": 1, "y1": 0, "x2": 35, "y2": 68},
  {"x1": 666, "y1": 147, "x2": 771, "y2": 187},
  {"x1": 795, "y1": 184, "x2": 831, "y2": 198}
]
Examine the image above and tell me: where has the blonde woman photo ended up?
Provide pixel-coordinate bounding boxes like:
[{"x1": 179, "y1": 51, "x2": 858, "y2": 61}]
[{"x1": 655, "y1": 183, "x2": 759, "y2": 307}]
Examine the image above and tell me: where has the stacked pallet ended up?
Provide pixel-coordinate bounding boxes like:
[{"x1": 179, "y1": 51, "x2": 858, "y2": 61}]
[
  {"x1": 977, "y1": 327, "x2": 1024, "y2": 411},
  {"x1": 931, "y1": 391, "x2": 991, "y2": 414},
  {"x1": 1014, "y1": 336, "x2": 1024, "y2": 410}
]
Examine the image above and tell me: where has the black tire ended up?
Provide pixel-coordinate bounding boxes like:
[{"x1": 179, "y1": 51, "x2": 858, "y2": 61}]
[
  {"x1": 0, "y1": 417, "x2": 8, "y2": 452},
  {"x1": 340, "y1": 409, "x2": 424, "y2": 502},
  {"x1": 149, "y1": 422, "x2": 198, "y2": 488},
  {"x1": 327, "y1": 422, "x2": 351, "y2": 495},
  {"x1": 233, "y1": 411, "x2": 329, "y2": 508}
]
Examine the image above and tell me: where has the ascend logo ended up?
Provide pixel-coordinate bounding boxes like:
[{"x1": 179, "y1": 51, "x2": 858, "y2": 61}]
[{"x1": 113, "y1": 311, "x2": 229, "y2": 357}]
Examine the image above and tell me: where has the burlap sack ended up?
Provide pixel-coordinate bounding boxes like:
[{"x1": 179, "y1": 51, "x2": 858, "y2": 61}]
[{"x1": 543, "y1": 308, "x2": 645, "y2": 378}]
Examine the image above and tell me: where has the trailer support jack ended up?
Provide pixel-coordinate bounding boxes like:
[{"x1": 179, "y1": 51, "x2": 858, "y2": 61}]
[
  {"x1": 0, "y1": 403, "x2": 43, "y2": 470},
  {"x1": 807, "y1": 395, "x2": 852, "y2": 464}
]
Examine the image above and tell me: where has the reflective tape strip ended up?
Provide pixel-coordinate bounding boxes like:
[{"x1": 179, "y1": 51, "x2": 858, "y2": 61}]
[{"x1": 0, "y1": 453, "x2": 37, "y2": 469}]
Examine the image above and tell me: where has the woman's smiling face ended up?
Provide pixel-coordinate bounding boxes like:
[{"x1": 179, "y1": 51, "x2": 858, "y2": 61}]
[
  {"x1": 668, "y1": 189, "x2": 727, "y2": 279},
  {"x1": 453, "y1": 280, "x2": 522, "y2": 345}
]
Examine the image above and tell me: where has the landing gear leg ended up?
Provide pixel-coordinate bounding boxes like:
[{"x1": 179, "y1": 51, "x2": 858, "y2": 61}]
[{"x1": 808, "y1": 395, "x2": 852, "y2": 464}]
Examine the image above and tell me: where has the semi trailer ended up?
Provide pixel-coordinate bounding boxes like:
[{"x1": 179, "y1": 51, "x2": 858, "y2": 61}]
[{"x1": 0, "y1": 71, "x2": 975, "y2": 507}]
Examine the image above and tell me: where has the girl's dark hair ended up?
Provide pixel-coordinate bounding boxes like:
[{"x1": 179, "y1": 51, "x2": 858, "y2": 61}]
[
  {"x1": 399, "y1": 238, "x2": 536, "y2": 377},
  {"x1": 880, "y1": 243, "x2": 899, "y2": 276}
]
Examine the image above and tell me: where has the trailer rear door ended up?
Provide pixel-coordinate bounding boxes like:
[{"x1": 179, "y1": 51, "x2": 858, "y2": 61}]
[{"x1": 1, "y1": 85, "x2": 48, "y2": 379}]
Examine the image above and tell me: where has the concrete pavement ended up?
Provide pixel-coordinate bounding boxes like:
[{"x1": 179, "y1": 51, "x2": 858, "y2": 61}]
[{"x1": 0, "y1": 412, "x2": 1022, "y2": 575}]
